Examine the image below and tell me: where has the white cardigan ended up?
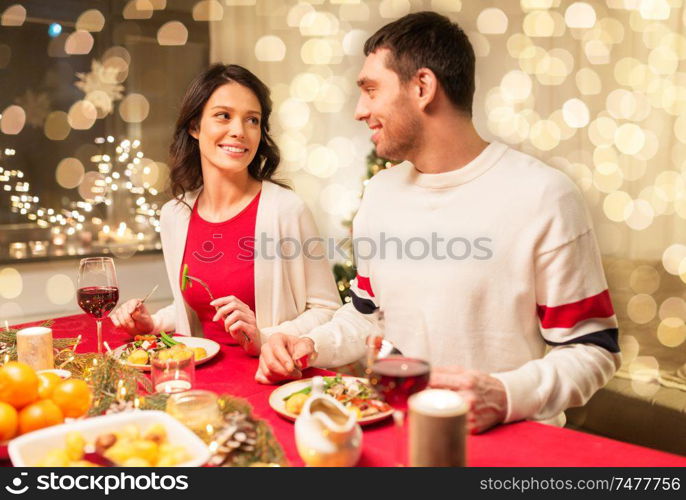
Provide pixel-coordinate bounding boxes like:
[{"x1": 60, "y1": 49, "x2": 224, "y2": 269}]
[{"x1": 151, "y1": 181, "x2": 342, "y2": 341}]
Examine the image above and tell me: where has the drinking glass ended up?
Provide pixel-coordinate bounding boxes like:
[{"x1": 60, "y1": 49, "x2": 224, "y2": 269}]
[
  {"x1": 77, "y1": 257, "x2": 119, "y2": 354},
  {"x1": 151, "y1": 349, "x2": 195, "y2": 394},
  {"x1": 366, "y1": 309, "x2": 431, "y2": 466},
  {"x1": 166, "y1": 390, "x2": 222, "y2": 442}
]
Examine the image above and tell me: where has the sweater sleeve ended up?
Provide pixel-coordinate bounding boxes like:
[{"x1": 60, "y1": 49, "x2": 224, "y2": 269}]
[
  {"x1": 492, "y1": 228, "x2": 621, "y2": 422},
  {"x1": 151, "y1": 303, "x2": 176, "y2": 333},
  {"x1": 302, "y1": 189, "x2": 381, "y2": 368},
  {"x1": 260, "y1": 204, "x2": 342, "y2": 340}
]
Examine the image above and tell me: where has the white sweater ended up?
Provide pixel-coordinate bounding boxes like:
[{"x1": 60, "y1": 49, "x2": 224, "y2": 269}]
[
  {"x1": 304, "y1": 142, "x2": 621, "y2": 425},
  {"x1": 152, "y1": 181, "x2": 342, "y2": 341}
]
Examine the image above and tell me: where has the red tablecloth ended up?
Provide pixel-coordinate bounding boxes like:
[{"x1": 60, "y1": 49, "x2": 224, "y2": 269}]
[{"x1": 6, "y1": 313, "x2": 686, "y2": 467}]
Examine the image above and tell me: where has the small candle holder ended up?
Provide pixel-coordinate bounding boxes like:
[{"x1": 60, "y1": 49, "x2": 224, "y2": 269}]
[
  {"x1": 166, "y1": 390, "x2": 222, "y2": 442},
  {"x1": 29, "y1": 240, "x2": 48, "y2": 257},
  {"x1": 408, "y1": 389, "x2": 468, "y2": 467},
  {"x1": 151, "y1": 349, "x2": 195, "y2": 394},
  {"x1": 9, "y1": 242, "x2": 27, "y2": 259},
  {"x1": 16, "y1": 326, "x2": 54, "y2": 371}
]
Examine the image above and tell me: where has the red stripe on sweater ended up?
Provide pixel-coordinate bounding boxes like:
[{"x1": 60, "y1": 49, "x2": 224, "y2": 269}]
[
  {"x1": 355, "y1": 275, "x2": 375, "y2": 298},
  {"x1": 537, "y1": 290, "x2": 614, "y2": 329}
]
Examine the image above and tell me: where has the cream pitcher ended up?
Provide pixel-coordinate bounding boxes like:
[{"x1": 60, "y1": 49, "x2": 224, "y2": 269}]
[{"x1": 294, "y1": 377, "x2": 363, "y2": 467}]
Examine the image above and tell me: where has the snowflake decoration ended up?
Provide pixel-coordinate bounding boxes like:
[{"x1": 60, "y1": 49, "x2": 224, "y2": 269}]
[
  {"x1": 15, "y1": 90, "x2": 51, "y2": 128},
  {"x1": 75, "y1": 60, "x2": 125, "y2": 115}
]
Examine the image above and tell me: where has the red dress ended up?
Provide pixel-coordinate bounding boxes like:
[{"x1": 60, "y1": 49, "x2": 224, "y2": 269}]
[{"x1": 180, "y1": 192, "x2": 260, "y2": 345}]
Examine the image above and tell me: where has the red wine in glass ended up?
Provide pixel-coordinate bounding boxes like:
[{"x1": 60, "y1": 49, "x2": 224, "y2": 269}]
[
  {"x1": 369, "y1": 357, "x2": 431, "y2": 411},
  {"x1": 77, "y1": 286, "x2": 119, "y2": 319},
  {"x1": 78, "y1": 257, "x2": 118, "y2": 354}
]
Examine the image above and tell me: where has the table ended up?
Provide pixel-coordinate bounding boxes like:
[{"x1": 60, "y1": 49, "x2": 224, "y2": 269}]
[{"x1": 6, "y1": 313, "x2": 686, "y2": 467}]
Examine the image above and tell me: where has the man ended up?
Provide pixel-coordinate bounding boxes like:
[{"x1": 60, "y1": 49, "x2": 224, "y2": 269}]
[{"x1": 256, "y1": 11, "x2": 620, "y2": 433}]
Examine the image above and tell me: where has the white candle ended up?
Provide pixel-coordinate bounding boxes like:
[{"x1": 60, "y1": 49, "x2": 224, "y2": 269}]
[
  {"x1": 408, "y1": 389, "x2": 468, "y2": 467},
  {"x1": 17, "y1": 326, "x2": 54, "y2": 371}
]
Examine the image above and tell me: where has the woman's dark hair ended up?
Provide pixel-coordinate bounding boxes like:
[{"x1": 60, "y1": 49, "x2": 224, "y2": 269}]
[
  {"x1": 169, "y1": 64, "x2": 287, "y2": 202},
  {"x1": 364, "y1": 11, "x2": 475, "y2": 116}
]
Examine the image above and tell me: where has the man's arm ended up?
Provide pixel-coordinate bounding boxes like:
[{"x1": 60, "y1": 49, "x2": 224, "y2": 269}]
[
  {"x1": 431, "y1": 230, "x2": 620, "y2": 432},
  {"x1": 492, "y1": 229, "x2": 621, "y2": 422},
  {"x1": 256, "y1": 190, "x2": 380, "y2": 382}
]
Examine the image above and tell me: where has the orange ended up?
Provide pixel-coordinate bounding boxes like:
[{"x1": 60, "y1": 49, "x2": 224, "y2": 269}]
[
  {"x1": 0, "y1": 402, "x2": 18, "y2": 441},
  {"x1": 50, "y1": 379, "x2": 92, "y2": 418},
  {"x1": 37, "y1": 372, "x2": 62, "y2": 399},
  {"x1": 18, "y1": 399, "x2": 63, "y2": 435},
  {"x1": 0, "y1": 361, "x2": 39, "y2": 409}
]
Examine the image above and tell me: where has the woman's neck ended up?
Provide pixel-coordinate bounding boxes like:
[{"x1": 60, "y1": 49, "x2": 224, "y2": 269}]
[{"x1": 197, "y1": 168, "x2": 261, "y2": 222}]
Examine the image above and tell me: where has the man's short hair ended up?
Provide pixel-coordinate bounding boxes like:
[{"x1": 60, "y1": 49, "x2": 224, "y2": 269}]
[{"x1": 364, "y1": 11, "x2": 476, "y2": 116}]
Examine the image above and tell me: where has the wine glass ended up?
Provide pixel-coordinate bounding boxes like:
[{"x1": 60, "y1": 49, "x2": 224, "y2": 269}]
[
  {"x1": 366, "y1": 309, "x2": 431, "y2": 466},
  {"x1": 77, "y1": 257, "x2": 119, "y2": 354}
]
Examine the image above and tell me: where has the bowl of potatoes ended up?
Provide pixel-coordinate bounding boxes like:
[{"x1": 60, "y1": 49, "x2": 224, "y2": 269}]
[{"x1": 8, "y1": 411, "x2": 211, "y2": 467}]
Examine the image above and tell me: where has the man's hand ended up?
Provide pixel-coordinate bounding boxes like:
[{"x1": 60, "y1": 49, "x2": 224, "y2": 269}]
[
  {"x1": 255, "y1": 333, "x2": 315, "y2": 384},
  {"x1": 430, "y1": 366, "x2": 507, "y2": 434}
]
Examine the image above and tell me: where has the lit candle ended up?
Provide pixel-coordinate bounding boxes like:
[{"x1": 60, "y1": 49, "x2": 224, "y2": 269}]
[
  {"x1": 16, "y1": 326, "x2": 54, "y2": 371},
  {"x1": 9, "y1": 242, "x2": 27, "y2": 259},
  {"x1": 408, "y1": 389, "x2": 468, "y2": 467}
]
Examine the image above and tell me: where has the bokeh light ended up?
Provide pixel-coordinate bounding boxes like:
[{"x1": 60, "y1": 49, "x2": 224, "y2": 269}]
[
  {"x1": 123, "y1": 0, "x2": 153, "y2": 20},
  {"x1": 378, "y1": 0, "x2": 410, "y2": 19},
  {"x1": 255, "y1": 35, "x2": 286, "y2": 62},
  {"x1": 0, "y1": 268, "x2": 22, "y2": 299},
  {"x1": 627, "y1": 294, "x2": 657, "y2": 324},
  {"x1": 0, "y1": 105, "x2": 26, "y2": 135},
  {"x1": 119, "y1": 94, "x2": 150, "y2": 123},
  {"x1": 193, "y1": 0, "x2": 223, "y2": 21},
  {"x1": 44, "y1": 111, "x2": 70, "y2": 141},
  {"x1": 477, "y1": 8, "x2": 508, "y2": 35},
  {"x1": 662, "y1": 244, "x2": 686, "y2": 275},
  {"x1": 657, "y1": 317, "x2": 686, "y2": 347},
  {"x1": 76, "y1": 9, "x2": 105, "y2": 32},
  {"x1": 45, "y1": 274, "x2": 75, "y2": 305},
  {"x1": 65, "y1": 30, "x2": 94, "y2": 55},
  {"x1": 1, "y1": 4, "x2": 26, "y2": 26},
  {"x1": 157, "y1": 21, "x2": 188, "y2": 46},
  {"x1": 55, "y1": 158, "x2": 85, "y2": 189},
  {"x1": 565, "y1": 2, "x2": 596, "y2": 29},
  {"x1": 67, "y1": 100, "x2": 97, "y2": 130}
]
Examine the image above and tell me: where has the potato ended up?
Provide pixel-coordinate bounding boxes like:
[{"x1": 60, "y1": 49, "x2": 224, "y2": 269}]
[
  {"x1": 122, "y1": 457, "x2": 151, "y2": 467},
  {"x1": 157, "y1": 349, "x2": 172, "y2": 362},
  {"x1": 142, "y1": 423, "x2": 167, "y2": 443},
  {"x1": 37, "y1": 449, "x2": 70, "y2": 467},
  {"x1": 171, "y1": 347, "x2": 193, "y2": 361},
  {"x1": 127, "y1": 349, "x2": 149, "y2": 365},
  {"x1": 132, "y1": 440, "x2": 159, "y2": 464},
  {"x1": 285, "y1": 393, "x2": 309, "y2": 415},
  {"x1": 105, "y1": 442, "x2": 135, "y2": 464},
  {"x1": 65, "y1": 431, "x2": 85, "y2": 461},
  {"x1": 192, "y1": 347, "x2": 207, "y2": 361}
]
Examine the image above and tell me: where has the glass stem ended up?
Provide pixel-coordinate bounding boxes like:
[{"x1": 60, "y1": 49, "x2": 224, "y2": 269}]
[
  {"x1": 96, "y1": 319, "x2": 103, "y2": 354},
  {"x1": 393, "y1": 409, "x2": 405, "y2": 467}
]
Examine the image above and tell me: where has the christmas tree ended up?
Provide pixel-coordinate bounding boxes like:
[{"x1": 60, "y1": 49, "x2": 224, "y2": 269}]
[{"x1": 332, "y1": 147, "x2": 392, "y2": 302}]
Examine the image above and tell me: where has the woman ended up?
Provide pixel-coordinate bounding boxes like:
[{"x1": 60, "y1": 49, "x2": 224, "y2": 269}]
[{"x1": 111, "y1": 64, "x2": 341, "y2": 359}]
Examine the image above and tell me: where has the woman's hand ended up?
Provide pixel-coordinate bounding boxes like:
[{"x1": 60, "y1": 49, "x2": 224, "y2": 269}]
[
  {"x1": 211, "y1": 296, "x2": 261, "y2": 356},
  {"x1": 110, "y1": 299, "x2": 155, "y2": 336}
]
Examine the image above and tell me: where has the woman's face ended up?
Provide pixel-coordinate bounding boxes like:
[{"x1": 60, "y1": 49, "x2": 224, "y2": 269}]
[{"x1": 191, "y1": 82, "x2": 262, "y2": 177}]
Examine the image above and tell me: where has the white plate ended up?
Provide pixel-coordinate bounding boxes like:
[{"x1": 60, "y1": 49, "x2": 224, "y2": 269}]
[
  {"x1": 113, "y1": 336, "x2": 220, "y2": 371},
  {"x1": 269, "y1": 377, "x2": 393, "y2": 426},
  {"x1": 8, "y1": 411, "x2": 210, "y2": 467}
]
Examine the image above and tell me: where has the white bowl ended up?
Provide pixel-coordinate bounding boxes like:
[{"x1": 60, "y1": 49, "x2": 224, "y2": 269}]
[{"x1": 8, "y1": 411, "x2": 210, "y2": 467}]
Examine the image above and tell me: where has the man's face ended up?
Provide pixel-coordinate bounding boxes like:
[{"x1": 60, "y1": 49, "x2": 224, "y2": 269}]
[{"x1": 355, "y1": 49, "x2": 422, "y2": 162}]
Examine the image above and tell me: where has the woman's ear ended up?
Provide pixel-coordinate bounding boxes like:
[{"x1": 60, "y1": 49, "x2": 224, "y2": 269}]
[
  {"x1": 188, "y1": 121, "x2": 199, "y2": 140},
  {"x1": 414, "y1": 68, "x2": 438, "y2": 111}
]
